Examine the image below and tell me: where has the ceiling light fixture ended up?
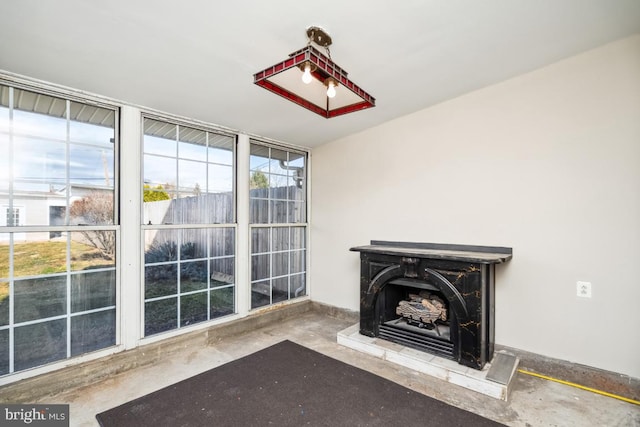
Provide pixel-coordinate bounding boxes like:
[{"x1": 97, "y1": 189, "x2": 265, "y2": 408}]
[{"x1": 253, "y1": 26, "x2": 375, "y2": 119}]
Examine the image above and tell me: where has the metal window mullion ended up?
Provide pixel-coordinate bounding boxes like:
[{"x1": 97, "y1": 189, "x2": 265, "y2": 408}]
[
  {"x1": 269, "y1": 226, "x2": 273, "y2": 305},
  {"x1": 11, "y1": 314, "x2": 70, "y2": 328},
  {"x1": 8, "y1": 232, "x2": 14, "y2": 374},
  {"x1": 65, "y1": 100, "x2": 71, "y2": 226},
  {"x1": 206, "y1": 227, "x2": 211, "y2": 321},
  {"x1": 175, "y1": 125, "x2": 181, "y2": 202},
  {"x1": 70, "y1": 305, "x2": 116, "y2": 317},
  {"x1": 176, "y1": 230, "x2": 182, "y2": 329},
  {"x1": 7, "y1": 86, "x2": 15, "y2": 374},
  {"x1": 65, "y1": 100, "x2": 72, "y2": 358},
  {"x1": 8, "y1": 87, "x2": 14, "y2": 217},
  {"x1": 288, "y1": 226, "x2": 292, "y2": 300},
  {"x1": 66, "y1": 235, "x2": 72, "y2": 359},
  {"x1": 286, "y1": 151, "x2": 290, "y2": 224}
]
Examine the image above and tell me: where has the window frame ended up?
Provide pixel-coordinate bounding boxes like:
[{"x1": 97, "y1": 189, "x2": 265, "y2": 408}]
[
  {"x1": 0, "y1": 80, "x2": 121, "y2": 377},
  {"x1": 248, "y1": 139, "x2": 309, "y2": 310},
  {"x1": 140, "y1": 114, "x2": 239, "y2": 338}
]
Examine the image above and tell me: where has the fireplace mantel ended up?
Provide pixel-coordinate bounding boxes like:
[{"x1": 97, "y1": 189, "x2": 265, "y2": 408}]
[
  {"x1": 350, "y1": 241, "x2": 512, "y2": 264},
  {"x1": 351, "y1": 241, "x2": 512, "y2": 370}
]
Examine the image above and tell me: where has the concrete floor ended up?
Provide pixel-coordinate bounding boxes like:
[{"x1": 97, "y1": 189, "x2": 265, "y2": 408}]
[{"x1": 27, "y1": 310, "x2": 640, "y2": 426}]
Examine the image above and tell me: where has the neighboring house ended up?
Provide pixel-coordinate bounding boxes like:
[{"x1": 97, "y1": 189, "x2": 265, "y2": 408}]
[{"x1": 0, "y1": 184, "x2": 110, "y2": 242}]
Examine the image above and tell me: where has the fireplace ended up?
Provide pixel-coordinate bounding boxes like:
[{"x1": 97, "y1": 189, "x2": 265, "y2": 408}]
[{"x1": 351, "y1": 241, "x2": 512, "y2": 370}]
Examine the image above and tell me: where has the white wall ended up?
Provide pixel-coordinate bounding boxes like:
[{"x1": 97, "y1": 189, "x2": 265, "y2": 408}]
[{"x1": 310, "y1": 35, "x2": 640, "y2": 378}]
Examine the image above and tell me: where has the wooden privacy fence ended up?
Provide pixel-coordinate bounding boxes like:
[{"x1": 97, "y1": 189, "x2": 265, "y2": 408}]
[{"x1": 144, "y1": 186, "x2": 306, "y2": 257}]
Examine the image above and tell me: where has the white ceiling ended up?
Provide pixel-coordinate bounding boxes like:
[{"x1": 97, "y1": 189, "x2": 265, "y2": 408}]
[{"x1": 1, "y1": 0, "x2": 639, "y2": 148}]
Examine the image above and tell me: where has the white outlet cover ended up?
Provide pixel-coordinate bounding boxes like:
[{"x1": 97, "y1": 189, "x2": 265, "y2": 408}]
[{"x1": 577, "y1": 281, "x2": 592, "y2": 298}]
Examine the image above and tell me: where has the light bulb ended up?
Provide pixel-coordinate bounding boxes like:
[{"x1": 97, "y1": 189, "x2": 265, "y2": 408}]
[
  {"x1": 326, "y1": 80, "x2": 336, "y2": 98},
  {"x1": 301, "y1": 63, "x2": 313, "y2": 84}
]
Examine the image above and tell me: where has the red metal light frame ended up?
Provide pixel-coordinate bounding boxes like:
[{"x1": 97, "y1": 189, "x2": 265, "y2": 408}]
[{"x1": 254, "y1": 45, "x2": 375, "y2": 119}]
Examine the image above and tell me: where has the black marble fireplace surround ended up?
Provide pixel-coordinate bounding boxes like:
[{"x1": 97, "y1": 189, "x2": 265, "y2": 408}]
[{"x1": 351, "y1": 241, "x2": 512, "y2": 370}]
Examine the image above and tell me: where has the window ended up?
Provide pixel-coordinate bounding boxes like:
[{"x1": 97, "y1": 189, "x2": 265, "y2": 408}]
[
  {"x1": 249, "y1": 141, "x2": 307, "y2": 309},
  {"x1": 142, "y1": 117, "x2": 236, "y2": 337},
  {"x1": 0, "y1": 84, "x2": 118, "y2": 375}
]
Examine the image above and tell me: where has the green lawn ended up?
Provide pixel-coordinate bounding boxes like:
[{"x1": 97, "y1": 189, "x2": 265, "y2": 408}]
[{"x1": 0, "y1": 241, "x2": 113, "y2": 304}]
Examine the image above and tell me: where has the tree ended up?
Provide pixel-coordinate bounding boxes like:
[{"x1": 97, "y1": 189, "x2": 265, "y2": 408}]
[
  {"x1": 144, "y1": 184, "x2": 171, "y2": 202},
  {"x1": 69, "y1": 191, "x2": 115, "y2": 260},
  {"x1": 250, "y1": 171, "x2": 269, "y2": 189}
]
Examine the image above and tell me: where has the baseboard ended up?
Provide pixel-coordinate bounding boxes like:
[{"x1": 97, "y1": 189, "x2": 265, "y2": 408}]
[{"x1": 496, "y1": 344, "x2": 639, "y2": 402}]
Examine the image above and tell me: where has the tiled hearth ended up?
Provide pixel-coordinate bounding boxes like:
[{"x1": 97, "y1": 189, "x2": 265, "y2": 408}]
[{"x1": 338, "y1": 323, "x2": 519, "y2": 401}]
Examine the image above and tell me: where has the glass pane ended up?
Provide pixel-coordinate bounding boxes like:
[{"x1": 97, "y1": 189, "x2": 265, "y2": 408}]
[
  {"x1": 208, "y1": 164, "x2": 233, "y2": 193},
  {"x1": 145, "y1": 229, "x2": 179, "y2": 263},
  {"x1": 178, "y1": 126, "x2": 206, "y2": 161},
  {"x1": 251, "y1": 254, "x2": 270, "y2": 281},
  {"x1": 210, "y1": 287, "x2": 234, "y2": 318},
  {"x1": 176, "y1": 192, "x2": 207, "y2": 225},
  {"x1": 270, "y1": 200, "x2": 288, "y2": 224},
  {"x1": 69, "y1": 143, "x2": 114, "y2": 187},
  {"x1": 14, "y1": 319, "x2": 67, "y2": 371},
  {"x1": 181, "y1": 228, "x2": 207, "y2": 259},
  {"x1": 0, "y1": 329, "x2": 8, "y2": 376},
  {"x1": 291, "y1": 273, "x2": 306, "y2": 298},
  {"x1": 180, "y1": 260, "x2": 207, "y2": 292},
  {"x1": 70, "y1": 231, "x2": 116, "y2": 269},
  {"x1": 251, "y1": 228, "x2": 269, "y2": 254},
  {"x1": 145, "y1": 264, "x2": 177, "y2": 299},
  {"x1": 70, "y1": 309, "x2": 116, "y2": 356},
  {"x1": 0, "y1": 280, "x2": 8, "y2": 326},
  {"x1": 144, "y1": 154, "x2": 177, "y2": 199},
  {"x1": 250, "y1": 170, "x2": 269, "y2": 192},
  {"x1": 13, "y1": 239, "x2": 68, "y2": 277},
  {"x1": 291, "y1": 227, "x2": 306, "y2": 250},
  {"x1": 69, "y1": 102, "x2": 115, "y2": 147},
  {"x1": 14, "y1": 276, "x2": 66, "y2": 323},
  {"x1": 251, "y1": 281, "x2": 270, "y2": 309},
  {"x1": 71, "y1": 270, "x2": 116, "y2": 313},
  {"x1": 0, "y1": 86, "x2": 6, "y2": 193},
  {"x1": 210, "y1": 228, "x2": 234, "y2": 257},
  {"x1": 269, "y1": 174, "x2": 288, "y2": 200},
  {"x1": 289, "y1": 178, "x2": 306, "y2": 201},
  {"x1": 0, "y1": 84, "x2": 9, "y2": 132},
  {"x1": 180, "y1": 292, "x2": 207, "y2": 327},
  {"x1": 143, "y1": 186, "x2": 174, "y2": 225},
  {"x1": 209, "y1": 133, "x2": 234, "y2": 152},
  {"x1": 13, "y1": 91, "x2": 67, "y2": 140},
  {"x1": 269, "y1": 148, "x2": 288, "y2": 175},
  {"x1": 145, "y1": 298, "x2": 177, "y2": 336},
  {"x1": 70, "y1": 191, "x2": 115, "y2": 225},
  {"x1": 249, "y1": 198, "x2": 268, "y2": 224},
  {"x1": 13, "y1": 136, "x2": 66, "y2": 195},
  {"x1": 249, "y1": 143, "x2": 270, "y2": 171},
  {"x1": 209, "y1": 145, "x2": 233, "y2": 166},
  {"x1": 290, "y1": 201, "x2": 306, "y2": 223},
  {"x1": 0, "y1": 134, "x2": 8, "y2": 194},
  {"x1": 291, "y1": 250, "x2": 306, "y2": 274},
  {"x1": 206, "y1": 192, "x2": 234, "y2": 224},
  {"x1": 143, "y1": 119, "x2": 176, "y2": 156},
  {"x1": 272, "y1": 277, "x2": 289, "y2": 304},
  {"x1": 0, "y1": 237, "x2": 7, "y2": 277},
  {"x1": 210, "y1": 258, "x2": 234, "y2": 287},
  {"x1": 272, "y1": 227, "x2": 289, "y2": 251},
  {"x1": 273, "y1": 252, "x2": 289, "y2": 277},
  {"x1": 178, "y1": 159, "x2": 206, "y2": 196},
  {"x1": 288, "y1": 152, "x2": 305, "y2": 169}
]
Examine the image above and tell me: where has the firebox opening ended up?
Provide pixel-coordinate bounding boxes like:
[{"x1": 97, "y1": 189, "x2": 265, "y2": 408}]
[{"x1": 377, "y1": 278, "x2": 456, "y2": 359}]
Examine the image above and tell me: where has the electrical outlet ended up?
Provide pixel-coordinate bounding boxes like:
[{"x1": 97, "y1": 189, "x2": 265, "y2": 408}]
[{"x1": 577, "y1": 281, "x2": 592, "y2": 298}]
